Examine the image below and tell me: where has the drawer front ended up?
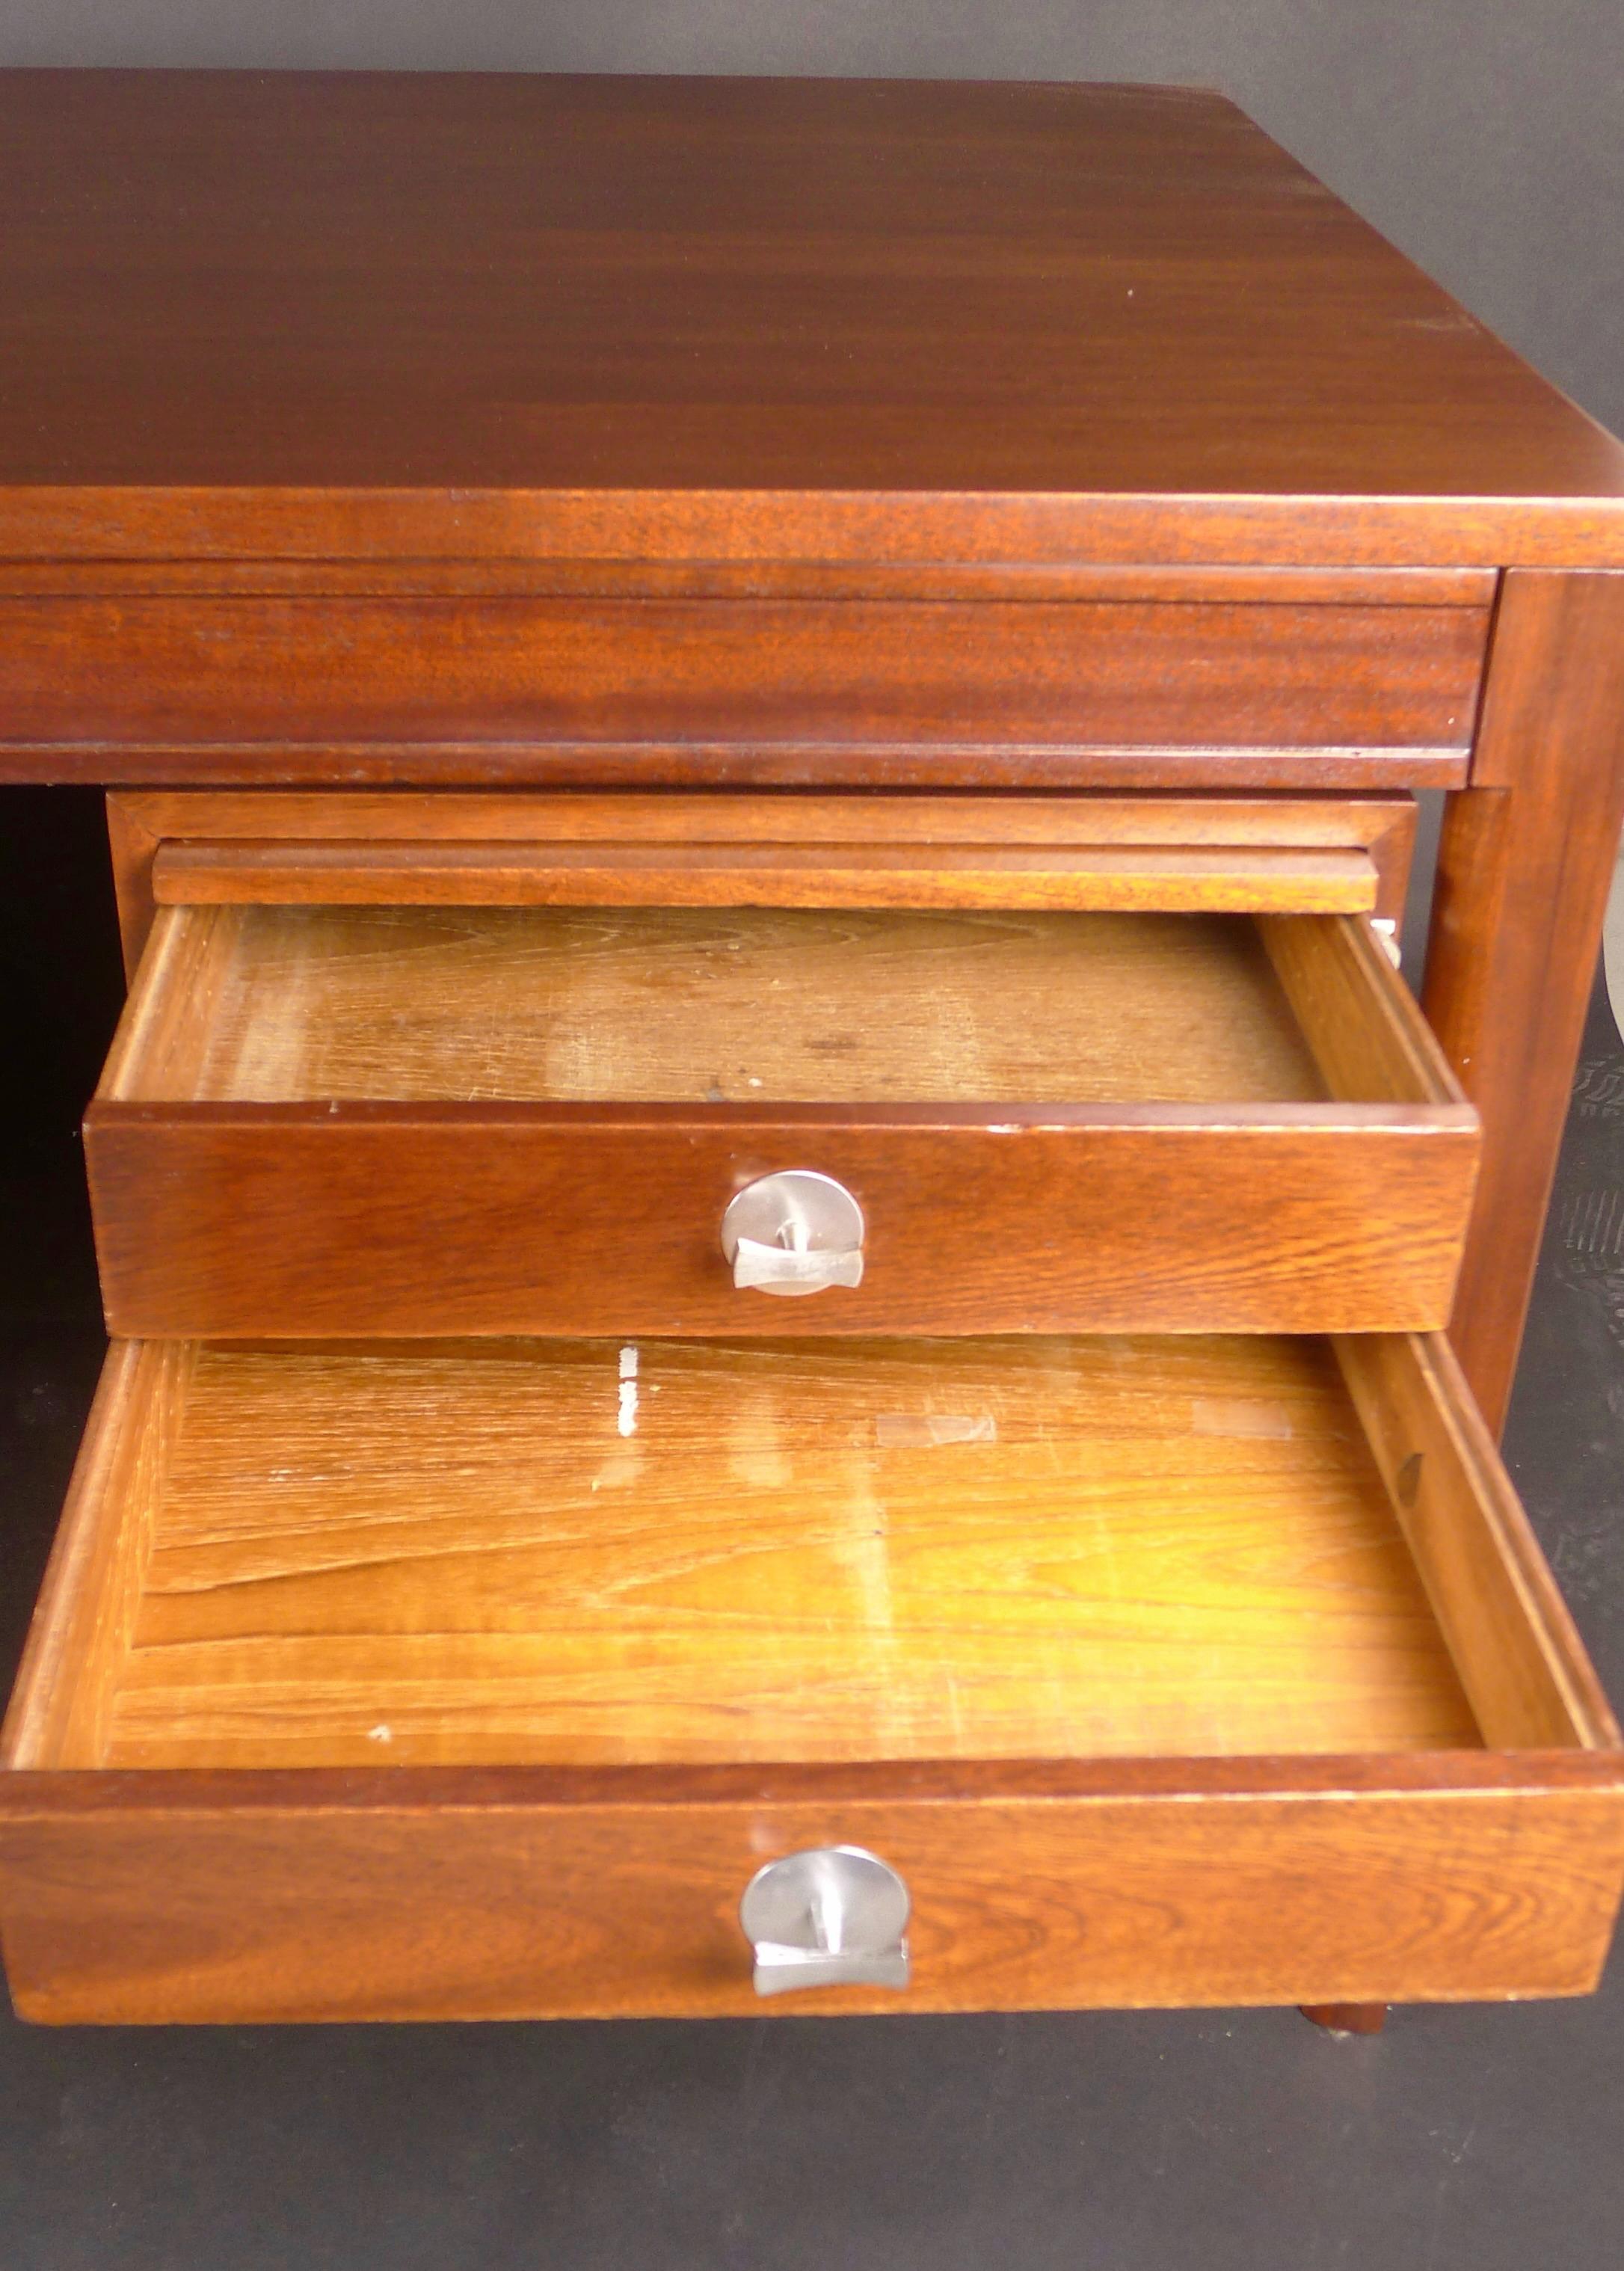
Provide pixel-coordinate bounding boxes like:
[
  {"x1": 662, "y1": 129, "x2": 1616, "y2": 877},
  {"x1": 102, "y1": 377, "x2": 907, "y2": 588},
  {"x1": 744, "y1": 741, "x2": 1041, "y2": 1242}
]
[
  {"x1": 3, "y1": 1769, "x2": 1620, "y2": 2025},
  {"x1": 2, "y1": 1330, "x2": 1621, "y2": 2024},
  {"x1": 0, "y1": 589, "x2": 1487, "y2": 761},
  {"x1": 85, "y1": 901, "x2": 1478, "y2": 1338},
  {"x1": 87, "y1": 1111, "x2": 1476, "y2": 1339}
]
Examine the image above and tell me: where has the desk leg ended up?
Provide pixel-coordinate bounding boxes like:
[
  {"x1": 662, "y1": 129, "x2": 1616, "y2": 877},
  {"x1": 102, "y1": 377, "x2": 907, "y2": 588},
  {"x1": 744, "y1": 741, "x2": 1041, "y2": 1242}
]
[
  {"x1": 1300, "y1": 2003, "x2": 1387, "y2": 2035},
  {"x1": 1424, "y1": 571, "x2": 1624, "y2": 1436}
]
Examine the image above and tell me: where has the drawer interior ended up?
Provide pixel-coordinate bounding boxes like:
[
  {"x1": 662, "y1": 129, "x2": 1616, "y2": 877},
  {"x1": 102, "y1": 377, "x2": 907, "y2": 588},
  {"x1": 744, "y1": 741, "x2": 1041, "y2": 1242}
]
[
  {"x1": 104, "y1": 903, "x2": 1449, "y2": 1109},
  {"x1": 7, "y1": 1331, "x2": 1605, "y2": 1778}
]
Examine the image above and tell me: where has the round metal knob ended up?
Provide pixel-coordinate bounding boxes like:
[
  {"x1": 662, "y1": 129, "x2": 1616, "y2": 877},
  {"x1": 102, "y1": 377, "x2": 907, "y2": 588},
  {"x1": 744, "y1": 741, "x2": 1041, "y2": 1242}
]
[
  {"x1": 739, "y1": 1846, "x2": 910, "y2": 1996},
  {"x1": 720, "y1": 1170, "x2": 865, "y2": 1297}
]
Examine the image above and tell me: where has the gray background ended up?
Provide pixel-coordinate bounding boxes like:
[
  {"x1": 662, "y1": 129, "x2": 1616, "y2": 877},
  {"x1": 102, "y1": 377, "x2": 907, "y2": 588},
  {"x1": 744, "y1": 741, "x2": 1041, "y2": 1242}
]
[{"x1": 0, "y1": 3, "x2": 1620, "y2": 437}]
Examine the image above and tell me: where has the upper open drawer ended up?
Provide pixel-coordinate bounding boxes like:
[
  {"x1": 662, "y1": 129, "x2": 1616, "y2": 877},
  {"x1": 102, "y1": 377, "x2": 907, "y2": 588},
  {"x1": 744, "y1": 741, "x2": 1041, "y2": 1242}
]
[{"x1": 86, "y1": 882, "x2": 1479, "y2": 1339}]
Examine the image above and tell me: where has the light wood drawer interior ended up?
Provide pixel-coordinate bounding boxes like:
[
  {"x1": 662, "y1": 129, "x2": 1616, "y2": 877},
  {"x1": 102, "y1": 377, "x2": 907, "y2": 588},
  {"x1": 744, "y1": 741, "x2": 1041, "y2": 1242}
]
[
  {"x1": 11, "y1": 1335, "x2": 1489, "y2": 1771},
  {"x1": 1, "y1": 1329, "x2": 1620, "y2": 2022},
  {"x1": 113, "y1": 902, "x2": 1353, "y2": 1107}
]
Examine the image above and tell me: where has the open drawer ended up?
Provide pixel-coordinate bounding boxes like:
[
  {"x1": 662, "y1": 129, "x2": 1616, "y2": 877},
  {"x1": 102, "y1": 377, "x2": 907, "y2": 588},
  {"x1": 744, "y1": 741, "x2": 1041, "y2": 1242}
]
[
  {"x1": 0, "y1": 1329, "x2": 1619, "y2": 2023},
  {"x1": 85, "y1": 900, "x2": 1479, "y2": 1339}
]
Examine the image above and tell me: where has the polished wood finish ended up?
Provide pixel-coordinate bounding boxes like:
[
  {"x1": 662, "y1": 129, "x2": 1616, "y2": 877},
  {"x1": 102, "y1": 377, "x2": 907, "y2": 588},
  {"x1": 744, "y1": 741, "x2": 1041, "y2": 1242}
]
[
  {"x1": 104, "y1": 793, "x2": 161, "y2": 983},
  {"x1": 0, "y1": 589, "x2": 1487, "y2": 779},
  {"x1": 84, "y1": 1113, "x2": 1480, "y2": 1342},
  {"x1": 5, "y1": 1343, "x2": 184, "y2": 1772},
  {"x1": 0, "y1": 563, "x2": 1501, "y2": 603},
  {"x1": 16, "y1": 739, "x2": 1471, "y2": 796},
  {"x1": 0, "y1": 75, "x2": 1620, "y2": 569},
  {"x1": 1424, "y1": 572, "x2": 1624, "y2": 1428},
  {"x1": 4, "y1": 1764, "x2": 1622, "y2": 2026},
  {"x1": 107, "y1": 790, "x2": 1421, "y2": 968},
  {"x1": 152, "y1": 841, "x2": 1383, "y2": 918},
  {"x1": 86, "y1": 906, "x2": 1479, "y2": 1339},
  {"x1": 1, "y1": 1330, "x2": 1620, "y2": 2023},
  {"x1": 1259, "y1": 914, "x2": 1449, "y2": 1106},
  {"x1": 1335, "y1": 1334, "x2": 1617, "y2": 1751},
  {"x1": 109, "y1": 790, "x2": 1423, "y2": 852},
  {"x1": 13, "y1": 1336, "x2": 1481, "y2": 1771}
]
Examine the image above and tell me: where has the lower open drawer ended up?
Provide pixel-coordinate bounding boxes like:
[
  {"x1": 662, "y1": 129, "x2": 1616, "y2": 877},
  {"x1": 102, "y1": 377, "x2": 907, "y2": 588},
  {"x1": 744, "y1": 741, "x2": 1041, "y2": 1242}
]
[{"x1": 2, "y1": 1333, "x2": 1620, "y2": 2023}]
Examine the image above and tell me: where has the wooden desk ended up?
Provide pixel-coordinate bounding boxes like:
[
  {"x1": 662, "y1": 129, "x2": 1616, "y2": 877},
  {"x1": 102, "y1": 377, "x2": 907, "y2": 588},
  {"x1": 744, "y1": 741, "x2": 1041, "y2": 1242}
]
[{"x1": 1, "y1": 71, "x2": 1623, "y2": 2029}]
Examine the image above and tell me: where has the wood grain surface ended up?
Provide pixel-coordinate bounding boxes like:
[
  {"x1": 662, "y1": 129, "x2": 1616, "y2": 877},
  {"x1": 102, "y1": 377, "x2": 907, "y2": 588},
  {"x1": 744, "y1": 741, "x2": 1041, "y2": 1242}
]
[
  {"x1": 4, "y1": 1330, "x2": 1596, "y2": 1772},
  {"x1": 85, "y1": 906, "x2": 1479, "y2": 1338},
  {"x1": 88, "y1": 1335, "x2": 1480, "y2": 1771},
  {"x1": 13, "y1": 739, "x2": 1472, "y2": 796},
  {"x1": 108, "y1": 905, "x2": 1330, "y2": 1107},
  {"x1": 0, "y1": 74, "x2": 1620, "y2": 568},
  {"x1": 106, "y1": 788, "x2": 1422, "y2": 969},
  {"x1": 1260, "y1": 912, "x2": 1455, "y2": 1105},
  {"x1": 84, "y1": 1110, "x2": 1483, "y2": 1340},
  {"x1": 2, "y1": 1330, "x2": 1622, "y2": 2023},
  {"x1": 1424, "y1": 572, "x2": 1624, "y2": 1430},
  {"x1": 3, "y1": 562, "x2": 1500, "y2": 603},
  {"x1": 4, "y1": 1776, "x2": 1623, "y2": 2024},
  {"x1": 150, "y1": 841, "x2": 1383, "y2": 918},
  {"x1": 0, "y1": 593, "x2": 1488, "y2": 766},
  {"x1": 109, "y1": 788, "x2": 1425, "y2": 849},
  {"x1": 1335, "y1": 1333, "x2": 1618, "y2": 1753}
]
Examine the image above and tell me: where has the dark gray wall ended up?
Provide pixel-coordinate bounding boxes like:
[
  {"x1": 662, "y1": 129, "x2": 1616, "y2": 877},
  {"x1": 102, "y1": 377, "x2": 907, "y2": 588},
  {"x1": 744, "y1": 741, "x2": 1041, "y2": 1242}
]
[{"x1": 0, "y1": 4, "x2": 1620, "y2": 436}]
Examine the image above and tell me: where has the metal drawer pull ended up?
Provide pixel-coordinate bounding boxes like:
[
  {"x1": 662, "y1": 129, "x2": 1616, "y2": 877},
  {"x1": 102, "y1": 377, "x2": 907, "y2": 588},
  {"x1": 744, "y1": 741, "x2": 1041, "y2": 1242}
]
[
  {"x1": 740, "y1": 1846, "x2": 911, "y2": 1996},
  {"x1": 720, "y1": 1170, "x2": 865, "y2": 1297}
]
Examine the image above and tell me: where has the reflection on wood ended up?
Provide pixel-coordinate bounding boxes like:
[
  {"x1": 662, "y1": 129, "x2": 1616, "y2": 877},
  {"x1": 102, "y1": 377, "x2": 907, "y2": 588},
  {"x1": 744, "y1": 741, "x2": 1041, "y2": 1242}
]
[{"x1": 18, "y1": 1333, "x2": 1483, "y2": 1771}]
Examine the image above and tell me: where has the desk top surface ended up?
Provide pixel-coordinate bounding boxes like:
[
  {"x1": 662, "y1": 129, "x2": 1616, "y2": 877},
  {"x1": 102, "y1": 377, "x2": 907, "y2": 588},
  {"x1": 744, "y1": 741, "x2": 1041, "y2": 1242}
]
[{"x1": 1, "y1": 70, "x2": 1620, "y2": 565}]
